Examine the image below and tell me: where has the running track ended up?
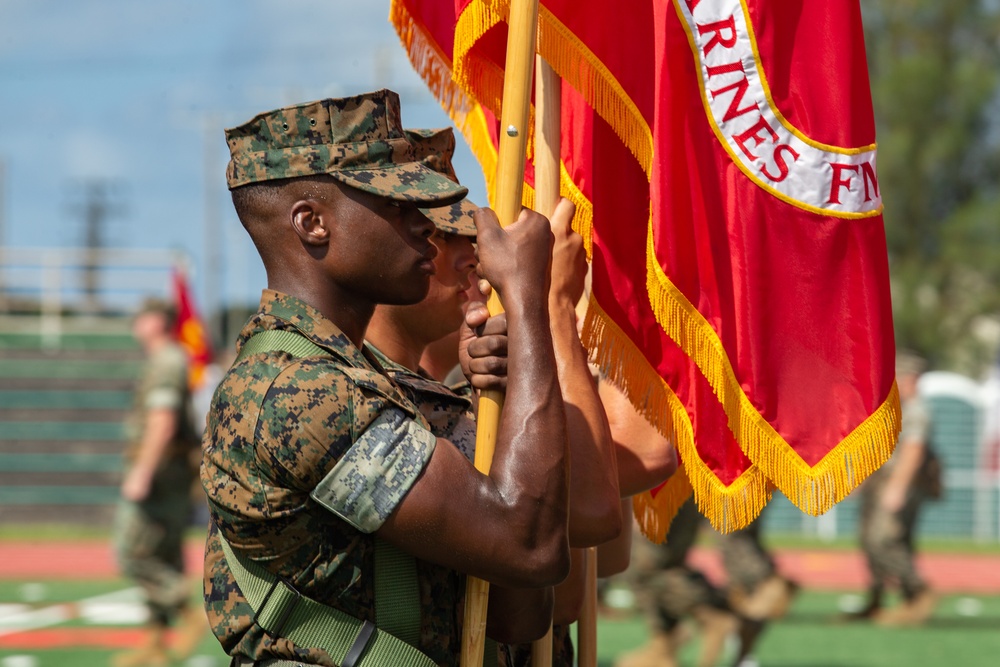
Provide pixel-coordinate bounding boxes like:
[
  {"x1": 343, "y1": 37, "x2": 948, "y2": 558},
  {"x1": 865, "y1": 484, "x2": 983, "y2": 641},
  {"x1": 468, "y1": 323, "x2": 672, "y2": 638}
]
[{"x1": 2, "y1": 541, "x2": 1000, "y2": 593}]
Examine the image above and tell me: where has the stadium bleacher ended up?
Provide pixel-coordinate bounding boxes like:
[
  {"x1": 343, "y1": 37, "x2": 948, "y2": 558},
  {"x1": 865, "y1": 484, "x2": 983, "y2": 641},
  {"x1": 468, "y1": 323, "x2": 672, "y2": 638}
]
[{"x1": 0, "y1": 320, "x2": 142, "y2": 524}]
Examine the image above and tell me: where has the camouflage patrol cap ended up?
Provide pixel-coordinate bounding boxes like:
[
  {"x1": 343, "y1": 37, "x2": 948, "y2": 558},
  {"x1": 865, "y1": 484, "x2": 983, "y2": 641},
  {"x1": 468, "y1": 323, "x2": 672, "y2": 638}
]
[
  {"x1": 135, "y1": 297, "x2": 177, "y2": 328},
  {"x1": 225, "y1": 90, "x2": 468, "y2": 206},
  {"x1": 896, "y1": 350, "x2": 927, "y2": 376},
  {"x1": 405, "y1": 128, "x2": 478, "y2": 237}
]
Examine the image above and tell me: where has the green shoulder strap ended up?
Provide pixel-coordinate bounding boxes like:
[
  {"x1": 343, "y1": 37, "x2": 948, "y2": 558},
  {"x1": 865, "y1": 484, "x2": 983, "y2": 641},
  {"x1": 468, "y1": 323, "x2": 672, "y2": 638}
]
[
  {"x1": 223, "y1": 329, "x2": 433, "y2": 667},
  {"x1": 235, "y1": 328, "x2": 329, "y2": 364}
]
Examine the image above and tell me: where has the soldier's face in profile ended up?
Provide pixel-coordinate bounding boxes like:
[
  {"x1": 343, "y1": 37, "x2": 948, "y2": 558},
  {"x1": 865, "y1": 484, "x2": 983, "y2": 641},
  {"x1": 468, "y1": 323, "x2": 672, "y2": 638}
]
[
  {"x1": 419, "y1": 231, "x2": 477, "y2": 335},
  {"x1": 389, "y1": 229, "x2": 476, "y2": 345},
  {"x1": 320, "y1": 181, "x2": 438, "y2": 307}
]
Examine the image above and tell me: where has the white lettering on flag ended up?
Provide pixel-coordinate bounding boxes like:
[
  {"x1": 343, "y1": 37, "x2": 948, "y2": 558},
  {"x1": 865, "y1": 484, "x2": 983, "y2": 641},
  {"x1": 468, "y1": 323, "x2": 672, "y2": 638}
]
[{"x1": 676, "y1": 0, "x2": 881, "y2": 218}]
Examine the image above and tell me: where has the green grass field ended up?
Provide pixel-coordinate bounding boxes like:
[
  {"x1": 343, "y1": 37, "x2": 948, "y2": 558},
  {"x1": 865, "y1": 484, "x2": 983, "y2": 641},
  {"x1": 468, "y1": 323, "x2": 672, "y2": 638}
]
[
  {"x1": 3, "y1": 578, "x2": 1000, "y2": 667},
  {"x1": 0, "y1": 579, "x2": 228, "y2": 667},
  {"x1": 594, "y1": 591, "x2": 1000, "y2": 667}
]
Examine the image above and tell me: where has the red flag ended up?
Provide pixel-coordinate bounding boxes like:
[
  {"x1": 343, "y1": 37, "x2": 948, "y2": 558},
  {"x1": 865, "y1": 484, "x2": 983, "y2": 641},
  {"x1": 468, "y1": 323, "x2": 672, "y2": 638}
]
[
  {"x1": 171, "y1": 268, "x2": 214, "y2": 391},
  {"x1": 390, "y1": 0, "x2": 898, "y2": 535}
]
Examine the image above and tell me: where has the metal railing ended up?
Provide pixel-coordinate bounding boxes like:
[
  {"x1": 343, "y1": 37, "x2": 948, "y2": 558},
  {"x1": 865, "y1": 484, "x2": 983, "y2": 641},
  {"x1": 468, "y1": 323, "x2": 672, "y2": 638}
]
[{"x1": 0, "y1": 246, "x2": 190, "y2": 347}]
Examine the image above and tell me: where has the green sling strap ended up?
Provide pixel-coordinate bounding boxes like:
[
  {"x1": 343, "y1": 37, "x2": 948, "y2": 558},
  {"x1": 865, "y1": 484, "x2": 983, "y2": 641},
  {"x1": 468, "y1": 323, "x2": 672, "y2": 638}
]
[
  {"x1": 224, "y1": 329, "x2": 434, "y2": 667},
  {"x1": 219, "y1": 534, "x2": 433, "y2": 667}
]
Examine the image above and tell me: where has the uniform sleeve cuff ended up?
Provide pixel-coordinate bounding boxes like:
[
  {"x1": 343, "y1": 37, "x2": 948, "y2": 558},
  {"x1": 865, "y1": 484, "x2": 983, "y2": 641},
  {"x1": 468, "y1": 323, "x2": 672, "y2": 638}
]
[
  {"x1": 310, "y1": 406, "x2": 437, "y2": 533},
  {"x1": 145, "y1": 387, "x2": 182, "y2": 410}
]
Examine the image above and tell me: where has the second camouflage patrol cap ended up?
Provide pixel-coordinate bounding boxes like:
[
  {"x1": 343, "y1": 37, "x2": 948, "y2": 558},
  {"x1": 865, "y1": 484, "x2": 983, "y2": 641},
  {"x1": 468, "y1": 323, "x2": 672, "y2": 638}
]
[
  {"x1": 405, "y1": 128, "x2": 478, "y2": 237},
  {"x1": 224, "y1": 90, "x2": 468, "y2": 206}
]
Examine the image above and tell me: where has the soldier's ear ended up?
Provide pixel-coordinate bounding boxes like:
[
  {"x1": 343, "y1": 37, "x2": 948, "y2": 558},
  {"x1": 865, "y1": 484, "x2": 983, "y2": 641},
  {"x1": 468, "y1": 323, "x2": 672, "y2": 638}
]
[{"x1": 289, "y1": 199, "x2": 330, "y2": 246}]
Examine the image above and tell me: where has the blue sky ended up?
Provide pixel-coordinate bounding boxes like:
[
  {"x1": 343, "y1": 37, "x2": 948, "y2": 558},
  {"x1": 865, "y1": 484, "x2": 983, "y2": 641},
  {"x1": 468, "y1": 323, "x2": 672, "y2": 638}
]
[{"x1": 0, "y1": 0, "x2": 487, "y2": 312}]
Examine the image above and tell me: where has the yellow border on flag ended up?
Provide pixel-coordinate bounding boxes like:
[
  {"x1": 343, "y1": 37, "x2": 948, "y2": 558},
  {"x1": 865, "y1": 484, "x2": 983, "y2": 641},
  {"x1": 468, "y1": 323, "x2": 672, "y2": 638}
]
[
  {"x1": 453, "y1": 0, "x2": 655, "y2": 178},
  {"x1": 734, "y1": 0, "x2": 877, "y2": 155},
  {"x1": 646, "y1": 222, "x2": 902, "y2": 514},
  {"x1": 391, "y1": 0, "x2": 595, "y2": 254},
  {"x1": 632, "y1": 467, "x2": 694, "y2": 545},
  {"x1": 671, "y1": 0, "x2": 883, "y2": 220}
]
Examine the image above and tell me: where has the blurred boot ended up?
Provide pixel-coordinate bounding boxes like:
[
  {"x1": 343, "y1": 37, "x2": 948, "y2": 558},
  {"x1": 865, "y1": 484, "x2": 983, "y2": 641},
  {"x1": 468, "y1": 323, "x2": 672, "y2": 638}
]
[
  {"x1": 170, "y1": 603, "x2": 207, "y2": 660},
  {"x1": 906, "y1": 588, "x2": 938, "y2": 624},
  {"x1": 693, "y1": 605, "x2": 739, "y2": 667},
  {"x1": 111, "y1": 624, "x2": 168, "y2": 667},
  {"x1": 730, "y1": 618, "x2": 766, "y2": 667},
  {"x1": 730, "y1": 575, "x2": 799, "y2": 621},
  {"x1": 614, "y1": 629, "x2": 680, "y2": 667},
  {"x1": 843, "y1": 587, "x2": 883, "y2": 621},
  {"x1": 874, "y1": 589, "x2": 937, "y2": 626}
]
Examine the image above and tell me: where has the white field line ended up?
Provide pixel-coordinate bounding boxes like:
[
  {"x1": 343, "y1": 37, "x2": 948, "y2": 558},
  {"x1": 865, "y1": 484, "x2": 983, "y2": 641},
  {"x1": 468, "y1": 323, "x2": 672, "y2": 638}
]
[{"x1": 0, "y1": 587, "x2": 142, "y2": 637}]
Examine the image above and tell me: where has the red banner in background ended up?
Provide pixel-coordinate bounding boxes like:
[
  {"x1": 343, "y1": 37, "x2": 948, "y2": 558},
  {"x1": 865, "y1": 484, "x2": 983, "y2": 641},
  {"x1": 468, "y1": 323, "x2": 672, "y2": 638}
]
[
  {"x1": 390, "y1": 0, "x2": 898, "y2": 537},
  {"x1": 171, "y1": 268, "x2": 214, "y2": 391}
]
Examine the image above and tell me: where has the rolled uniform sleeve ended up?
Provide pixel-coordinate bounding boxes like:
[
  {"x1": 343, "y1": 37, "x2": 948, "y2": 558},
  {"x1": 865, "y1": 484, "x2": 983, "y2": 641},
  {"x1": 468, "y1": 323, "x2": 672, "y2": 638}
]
[
  {"x1": 144, "y1": 348, "x2": 187, "y2": 411},
  {"x1": 311, "y1": 406, "x2": 436, "y2": 533},
  {"x1": 146, "y1": 386, "x2": 183, "y2": 410},
  {"x1": 899, "y1": 397, "x2": 930, "y2": 447}
]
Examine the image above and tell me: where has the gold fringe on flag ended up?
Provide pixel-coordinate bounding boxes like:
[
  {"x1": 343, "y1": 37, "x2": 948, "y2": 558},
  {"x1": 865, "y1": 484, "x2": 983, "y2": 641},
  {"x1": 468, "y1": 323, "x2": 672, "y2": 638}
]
[
  {"x1": 644, "y1": 222, "x2": 901, "y2": 516},
  {"x1": 453, "y1": 1, "x2": 653, "y2": 177},
  {"x1": 632, "y1": 466, "x2": 693, "y2": 545},
  {"x1": 535, "y1": 5, "x2": 653, "y2": 177},
  {"x1": 560, "y1": 163, "x2": 593, "y2": 259},
  {"x1": 392, "y1": 0, "x2": 593, "y2": 249},
  {"x1": 582, "y1": 296, "x2": 772, "y2": 535},
  {"x1": 391, "y1": 0, "x2": 475, "y2": 124},
  {"x1": 390, "y1": 0, "x2": 495, "y2": 202},
  {"x1": 452, "y1": 0, "x2": 508, "y2": 114}
]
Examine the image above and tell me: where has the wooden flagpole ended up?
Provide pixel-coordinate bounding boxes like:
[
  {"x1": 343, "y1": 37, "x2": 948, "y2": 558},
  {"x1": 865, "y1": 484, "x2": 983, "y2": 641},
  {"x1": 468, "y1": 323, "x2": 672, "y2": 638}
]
[
  {"x1": 577, "y1": 547, "x2": 600, "y2": 667},
  {"x1": 460, "y1": 0, "x2": 540, "y2": 665},
  {"x1": 529, "y1": 52, "x2": 561, "y2": 667}
]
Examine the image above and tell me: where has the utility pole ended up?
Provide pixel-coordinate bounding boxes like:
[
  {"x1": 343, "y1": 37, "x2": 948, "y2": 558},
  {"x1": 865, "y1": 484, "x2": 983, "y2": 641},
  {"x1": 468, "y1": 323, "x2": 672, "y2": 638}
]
[
  {"x1": 73, "y1": 180, "x2": 124, "y2": 314},
  {"x1": 0, "y1": 158, "x2": 7, "y2": 312},
  {"x1": 203, "y1": 115, "x2": 223, "y2": 345}
]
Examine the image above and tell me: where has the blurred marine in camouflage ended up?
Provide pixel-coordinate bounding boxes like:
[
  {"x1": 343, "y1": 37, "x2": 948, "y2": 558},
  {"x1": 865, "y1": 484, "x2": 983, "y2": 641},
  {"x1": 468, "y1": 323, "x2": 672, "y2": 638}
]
[
  {"x1": 202, "y1": 90, "x2": 575, "y2": 666},
  {"x1": 853, "y1": 352, "x2": 938, "y2": 625},
  {"x1": 615, "y1": 500, "x2": 796, "y2": 667},
  {"x1": 114, "y1": 299, "x2": 205, "y2": 667}
]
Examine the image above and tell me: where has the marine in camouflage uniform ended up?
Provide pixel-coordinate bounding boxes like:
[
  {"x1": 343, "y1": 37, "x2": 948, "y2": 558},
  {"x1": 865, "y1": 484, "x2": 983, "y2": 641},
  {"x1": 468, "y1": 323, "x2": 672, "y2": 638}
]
[
  {"x1": 718, "y1": 509, "x2": 798, "y2": 622},
  {"x1": 855, "y1": 353, "x2": 936, "y2": 625},
  {"x1": 203, "y1": 90, "x2": 573, "y2": 666},
  {"x1": 618, "y1": 500, "x2": 796, "y2": 667},
  {"x1": 369, "y1": 349, "x2": 578, "y2": 667},
  {"x1": 115, "y1": 299, "x2": 203, "y2": 667},
  {"x1": 203, "y1": 291, "x2": 469, "y2": 664},
  {"x1": 616, "y1": 499, "x2": 737, "y2": 667}
]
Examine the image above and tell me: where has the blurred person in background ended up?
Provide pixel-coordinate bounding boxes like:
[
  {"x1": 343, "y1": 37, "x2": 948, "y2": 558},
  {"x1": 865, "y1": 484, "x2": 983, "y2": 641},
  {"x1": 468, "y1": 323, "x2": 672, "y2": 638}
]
[
  {"x1": 113, "y1": 298, "x2": 205, "y2": 667},
  {"x1": 614, "y1": 499, "x2": 745, "y2": 667},
  {"x1": 718, "y1": 508, "x2": 799, "y2": 667},
  {"x1": 851, "y1": 351, "x2": 939, "y2": 625},
  {"x1": 603, "y1": 379, "x2": 793, "y2": 667}
]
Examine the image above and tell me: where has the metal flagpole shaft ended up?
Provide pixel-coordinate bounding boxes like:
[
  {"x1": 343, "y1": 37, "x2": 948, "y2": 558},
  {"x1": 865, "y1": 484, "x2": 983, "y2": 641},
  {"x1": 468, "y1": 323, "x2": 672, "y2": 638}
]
[
  {"x1": 529, "y1": 52, "x2": 561, "y2": 667},
  {"x1": 460, "y1": 0, "x2": 540, "y2": 665}
]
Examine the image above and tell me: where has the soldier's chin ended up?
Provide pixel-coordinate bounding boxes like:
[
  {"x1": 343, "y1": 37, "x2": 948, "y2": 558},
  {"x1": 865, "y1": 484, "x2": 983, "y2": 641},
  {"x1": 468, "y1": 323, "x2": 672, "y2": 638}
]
[{"x1": 380, "y1": 278, "x2": 431, "y2": 306}]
